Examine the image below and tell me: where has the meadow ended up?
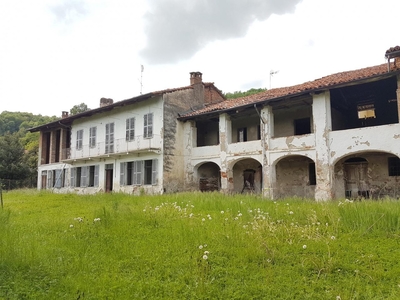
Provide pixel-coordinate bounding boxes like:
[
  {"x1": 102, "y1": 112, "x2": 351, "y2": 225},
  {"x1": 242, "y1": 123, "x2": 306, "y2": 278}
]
[{"x1": 0, "y1": 190, "x2": 399, "y2": 299}]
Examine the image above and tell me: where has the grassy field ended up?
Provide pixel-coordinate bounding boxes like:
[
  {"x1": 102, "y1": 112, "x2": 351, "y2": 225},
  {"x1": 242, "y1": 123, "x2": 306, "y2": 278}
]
[{"x1": 0, "y1": 190, "x2": 400, "y2": 299}]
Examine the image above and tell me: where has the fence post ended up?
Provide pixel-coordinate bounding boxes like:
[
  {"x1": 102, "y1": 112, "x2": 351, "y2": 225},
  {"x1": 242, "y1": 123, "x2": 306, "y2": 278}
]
[{"x1": 0, "y1": 187, "x2": 3, "y2": 209}]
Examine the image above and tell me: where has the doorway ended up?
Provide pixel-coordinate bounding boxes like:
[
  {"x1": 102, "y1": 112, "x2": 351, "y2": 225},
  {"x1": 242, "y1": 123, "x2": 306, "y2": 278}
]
[
  {"x1": 105, "y1": 164, "x2": 113, "y2": 193},
  {"x1": 344, "y1": 158, "x2": 369, "y2": 198}
]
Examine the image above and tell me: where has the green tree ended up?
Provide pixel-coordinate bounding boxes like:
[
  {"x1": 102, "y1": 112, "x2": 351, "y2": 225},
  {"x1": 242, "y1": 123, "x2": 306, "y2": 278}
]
[
  {"x1": 225, "y1": 88, "x2": 267, "y2": 99},
  {"x1": 0, "y1": 133, "x2": 29, "y2": 188},
  {"x1": 70, "y1": 103, "x2": 90, "y2": 115}
]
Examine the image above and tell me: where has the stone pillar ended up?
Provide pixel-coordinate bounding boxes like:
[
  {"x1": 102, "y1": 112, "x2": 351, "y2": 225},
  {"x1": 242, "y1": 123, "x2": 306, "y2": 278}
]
[
  {"x1": 60, "y1": 128, "x2": 67, "y2": 160},
  {"x1": 183, "y1": 121, "x2": 196, "y2": 189},
  {"x1": 260, "y1": 106, "x2": 276, "y2": 199},
  {"x1": 312, "y1": 91, "x2": 334, "y2": 201},
  {"x1": 219, "y1": 113, "x2": 232, "y2": 192},
  {"x1": 49, "y1": 130, "x2": 57, "y2": 164}
]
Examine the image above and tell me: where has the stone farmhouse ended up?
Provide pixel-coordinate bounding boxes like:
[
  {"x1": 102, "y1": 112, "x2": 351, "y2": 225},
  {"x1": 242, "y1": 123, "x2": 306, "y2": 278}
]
[{"x1": 30, "y1": 46, "x2": 400, "y2": 200}]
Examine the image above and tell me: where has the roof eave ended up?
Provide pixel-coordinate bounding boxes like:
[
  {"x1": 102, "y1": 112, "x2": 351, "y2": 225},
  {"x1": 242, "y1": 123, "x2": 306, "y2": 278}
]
[{"x1": 178, "y1": 70, "x2": 400, "y2": 121}]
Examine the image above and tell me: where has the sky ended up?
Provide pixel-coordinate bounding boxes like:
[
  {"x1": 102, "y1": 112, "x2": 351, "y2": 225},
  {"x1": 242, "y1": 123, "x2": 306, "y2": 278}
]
[{"x1": 1, "y1": 0, "x2": 400, "y2": 117}]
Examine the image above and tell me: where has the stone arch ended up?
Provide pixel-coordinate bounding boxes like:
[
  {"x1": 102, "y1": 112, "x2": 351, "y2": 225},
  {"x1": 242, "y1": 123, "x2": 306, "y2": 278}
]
[
  {"x1": 195, "y1": 162, "x2": 221, "y2": 192},
  {"x1": 230, "y1": 158, "x2": 262, "y2": 194},
  {"x1": 274, "y1": 154, "x2": 316, "y2": 199},
  {"x1": 333, "y1": 151, "x2": 400, "y2": 199}
]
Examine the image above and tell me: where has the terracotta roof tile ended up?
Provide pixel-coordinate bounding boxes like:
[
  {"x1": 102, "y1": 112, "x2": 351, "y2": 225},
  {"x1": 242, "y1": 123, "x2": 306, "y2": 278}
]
[{"x1": 181, "y1": 63, "x2": 394, "y2": 118}]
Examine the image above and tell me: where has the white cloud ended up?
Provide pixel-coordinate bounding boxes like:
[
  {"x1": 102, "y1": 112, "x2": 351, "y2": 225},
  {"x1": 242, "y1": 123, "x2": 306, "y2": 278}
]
[{"x1": 0, "y1": 0, "x2": 399, "y2": 116}]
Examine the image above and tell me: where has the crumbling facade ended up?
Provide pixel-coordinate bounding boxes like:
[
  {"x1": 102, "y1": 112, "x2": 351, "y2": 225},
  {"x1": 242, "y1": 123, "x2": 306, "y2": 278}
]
[
  {"x1": 29, "y1": 72, "x2": 225, "y2": 195},
  {"x1": 31, "y1": 47, "x2": 400, "y2": 199}
]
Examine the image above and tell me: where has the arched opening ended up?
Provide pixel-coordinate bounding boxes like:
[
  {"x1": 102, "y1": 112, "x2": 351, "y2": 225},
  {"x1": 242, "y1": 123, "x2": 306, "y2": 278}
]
[
  {"x1": 275, "y1": 155, "x2": 315, "y2": 199},
  {"x1": 231, "y1": 158, "x2": 262, "y2": 194},
  {"x1": 334, "y1": 152, "x2": 400, "y2": 199},
  {"x1": 197, "y1": 162, "x2": 221, "y2": 192}
]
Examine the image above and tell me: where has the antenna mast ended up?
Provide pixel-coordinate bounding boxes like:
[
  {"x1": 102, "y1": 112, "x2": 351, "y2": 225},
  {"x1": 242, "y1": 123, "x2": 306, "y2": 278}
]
[
  {"x1": 140, "y1": 65, "x2": 144, "y2": 94},
  {"x1": 269, "y1": 70, "x2": 278, "y2": 89}
]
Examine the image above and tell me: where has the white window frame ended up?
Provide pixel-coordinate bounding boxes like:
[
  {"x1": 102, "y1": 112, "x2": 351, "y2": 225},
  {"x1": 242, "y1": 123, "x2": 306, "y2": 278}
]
[
  {"x1": 143, "y1": 113, "x2": 153, "y2": 138},
  {"x1": 76, "y1": 129, "x2": 83, "y2": 150},
  {"x1": 105, "y1": 122, "x2": 114, "y2": 154},
  {"x1": 126, "y1": 117, "x2": 135, "y2": 141},
  {"x1": 89, "y1": 126, "x2": 97, "y2": 148}
]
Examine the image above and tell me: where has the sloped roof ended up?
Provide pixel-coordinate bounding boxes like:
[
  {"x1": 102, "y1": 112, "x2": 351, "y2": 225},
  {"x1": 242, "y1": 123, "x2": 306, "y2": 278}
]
[
  {"x1": 180, "y1": 63, "x2": 400, "y2": 119},
  {"x1": 28, "y1": 81, "x2": 223, "y2": 132}
]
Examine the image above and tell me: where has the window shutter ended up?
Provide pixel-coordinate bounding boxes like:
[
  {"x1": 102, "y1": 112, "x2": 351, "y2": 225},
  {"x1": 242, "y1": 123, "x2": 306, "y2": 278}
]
[
  {"x1": 54, "y1": 169, "x2": 62, "y2": 188},
  {"x1": 70, "y1": 168, "x2": 76, "y2": 187},
  {"x1": 47, "y1": 170, "x2": 53, "y2": 188},
  {"x1": 120, "y1": 162, "x2": 127, "y2": 186},
  {"x1": 133, "y1": 161, "x2": 143, "y2": 185},
  {"x1": 94, "y1": 165, "x2": 99, "y2": 187},
  {"x1": 151, "y1": 159, "x2": 158, "y2": 185},
  {"x1": 81, "y1": 166, "x2": 88, "y2": 187}
]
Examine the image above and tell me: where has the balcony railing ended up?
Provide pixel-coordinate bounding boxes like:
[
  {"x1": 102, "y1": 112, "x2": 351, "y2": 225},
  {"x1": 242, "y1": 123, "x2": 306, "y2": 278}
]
[{"x1": 63, "y1": 134, "x2": 162, "y2": 161}]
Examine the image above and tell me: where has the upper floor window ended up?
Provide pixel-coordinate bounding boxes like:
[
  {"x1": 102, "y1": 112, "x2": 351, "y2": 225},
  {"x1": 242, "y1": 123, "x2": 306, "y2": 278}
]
[
  {"x1": 105, "y1": 122, "x2": 114, "y2": 154},
  {"x1": 126, "y1": 117, "x2": 135, "y2": 141},
  {"x1": 238, "y1": 128, "x2": 247, "y2": 142},
  {"x1": 76, "y1": 129, "x2": 83, "y2": 150},
  {"x1": 294, "y1": 118, "x2": 311, "y2": 135},
  {"x1": 144, "y1": 113, "x2": 153, "y2": 138},
  {"x1": 89, "y1": 126, "x2": 97, "y2": 148}
]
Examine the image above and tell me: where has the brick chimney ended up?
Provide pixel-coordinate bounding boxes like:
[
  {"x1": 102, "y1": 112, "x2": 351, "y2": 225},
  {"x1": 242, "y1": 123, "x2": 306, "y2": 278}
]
[
  {"x1": 100, "y1": 98, "x2": 113, "y2": 107},
  {"x1": 62, "y1": 111, "x2": 69, "y2": 118},
  {"x1": 190, "y1": 72, "x2": 203, "y2": 85}
]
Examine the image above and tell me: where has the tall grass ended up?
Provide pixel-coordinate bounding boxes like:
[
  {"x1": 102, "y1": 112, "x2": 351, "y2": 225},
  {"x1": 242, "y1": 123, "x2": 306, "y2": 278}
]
[{"x1": 0, "y1": 191, "x2": 399, "y2": 299}]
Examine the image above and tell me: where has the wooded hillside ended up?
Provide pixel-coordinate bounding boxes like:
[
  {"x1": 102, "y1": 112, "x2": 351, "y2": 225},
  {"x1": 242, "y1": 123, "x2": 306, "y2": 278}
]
[{"x1": 0, "y1": 111, "x2": 58, "y2": 189}]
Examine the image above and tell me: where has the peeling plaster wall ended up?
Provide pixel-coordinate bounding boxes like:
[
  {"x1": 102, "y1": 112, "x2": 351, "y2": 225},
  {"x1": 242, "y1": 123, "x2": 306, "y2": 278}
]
[
  {"x1": 274, "y1": 105, "x2": 312, "y2": 138},
  {"x1": 231, "y1": 114, "x2": 260, "y2": 142},
  {"x1": 334, "y1": 153, "x2": 400, "y2": 199},
  {"x1": 232, "y1": 159, "x2": 262, "y2": 193},
  {"x1": 163, "y1": 89, "x2": 202, "y2": 193},
  {"x1": 275, "y1": 157, "x2": 315, "y2": 198}
]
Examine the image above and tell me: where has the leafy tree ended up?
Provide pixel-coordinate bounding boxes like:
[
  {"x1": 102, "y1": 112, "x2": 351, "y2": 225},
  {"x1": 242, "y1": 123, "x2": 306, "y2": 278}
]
[
  {"x1": 225, "y1": 88, "x2": 267, "y2": 99},
  {"x1": 70, "y1": 103, "x2": 90, "y2": 115},
  {"x1": 0, "y1": 133, "x2": 29, "y2": 183}
]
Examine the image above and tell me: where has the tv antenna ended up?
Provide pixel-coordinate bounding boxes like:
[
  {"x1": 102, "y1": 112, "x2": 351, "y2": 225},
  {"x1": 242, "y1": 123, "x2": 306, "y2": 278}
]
[
  {"x1": 139, "y1": 65, "x2": 144, "y2": 94},
  {"x1": 269, "y1": 70, "x2": 279, "y2": 89}
]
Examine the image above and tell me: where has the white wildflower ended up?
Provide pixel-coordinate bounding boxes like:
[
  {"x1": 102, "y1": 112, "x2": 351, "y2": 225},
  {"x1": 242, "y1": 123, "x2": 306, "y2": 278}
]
[
  {"x1": 69, "y1": 224, "x2": 74, "y2": 228},
  {"x1": 202, "y1": 218, "x2": 205, "y2": 222},
  {"x1": 220, "y1": 210, "x2": 224, "y2": 214},
  {"x1": 331, "y1": 236, "x2": 336, "y2": 240},
  {"x1": 289, "y1": 211, "x2": 294, "y2": 215},
  {"x1": 204, "y1": 250, "x2": 209, "y2": 255},
  {"x1": 203, "y1": 255, "x2": 208, "y2": 260},
  {"x1": 302, "y1": 245, "x2": 307, "y2": 249},
  {"x1": 94, "y1": 218, "x2": 101, "y2": 222},
  {"x1": 199, "y1": 245, "x2": 203, "y2": 249}
]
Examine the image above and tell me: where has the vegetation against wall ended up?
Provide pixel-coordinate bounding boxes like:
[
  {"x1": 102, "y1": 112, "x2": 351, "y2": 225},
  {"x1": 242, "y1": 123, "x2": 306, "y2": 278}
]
[{"x1": 0, "y1": 111, "x2": 58, "y2": 189}]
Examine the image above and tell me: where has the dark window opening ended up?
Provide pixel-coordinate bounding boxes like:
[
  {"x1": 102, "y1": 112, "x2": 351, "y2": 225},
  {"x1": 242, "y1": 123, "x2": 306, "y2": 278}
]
[
  {"x1": 309, "y1": 163, "x2": 316, "y2": 185},
  {"x1": 45, "y1": 132, "x2": 51, "y2": 164},
  {"x1": 88, "y1": 166, "x2": 95, "y2": 187},
  {"x1": 76, "y1": 167, "x2": 81, "y2": 187},
  {"x1": 237, "y1": 128, "x2": 247, "y2": 142},
  {"x1": 55, "y1": 130, "x2": 61, "y2": 162},
  {"x1": 388, "y1": 157, "x2": 400, "y2": 176},
  {"x1": 294, "y1": 118, "x2": 311, "y2": 135},
  {"x1": 144, "y1": 160, "x2": 153, "y2": 184}
]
